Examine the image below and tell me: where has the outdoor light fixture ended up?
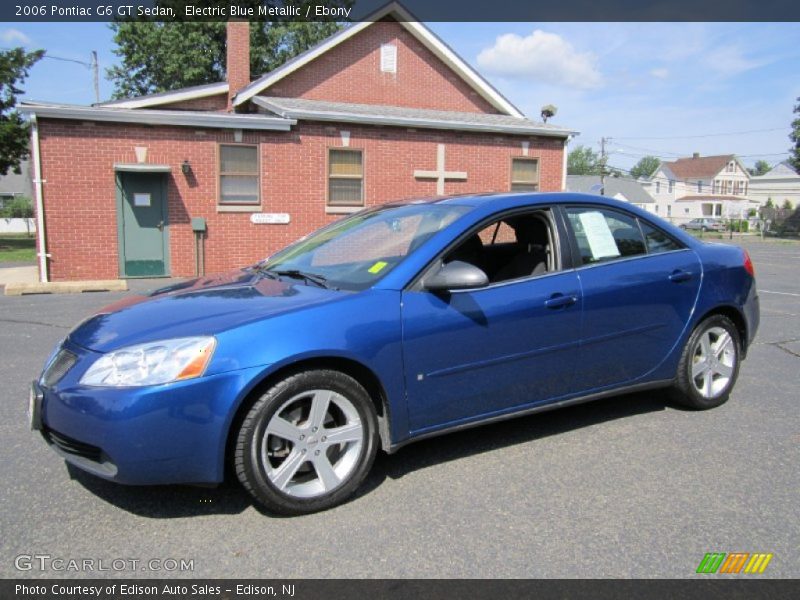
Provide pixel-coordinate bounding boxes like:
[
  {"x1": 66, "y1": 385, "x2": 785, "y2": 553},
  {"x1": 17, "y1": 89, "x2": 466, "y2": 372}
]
[{"x1": 181, "y1": 160, "x2": 191, "y2": 175}]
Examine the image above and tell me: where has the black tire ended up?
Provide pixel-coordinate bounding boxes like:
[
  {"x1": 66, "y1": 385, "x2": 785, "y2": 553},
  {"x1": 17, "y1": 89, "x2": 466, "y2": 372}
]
[
  {"x1": 671, "y1": 314, "x2": 741, "y2": 410},
  {"x1": 701, "y1": 226, "x2": 708, "y2": 232},
  {"x1": 235, "y1": 369, "x2": 379, "y2": 515}
]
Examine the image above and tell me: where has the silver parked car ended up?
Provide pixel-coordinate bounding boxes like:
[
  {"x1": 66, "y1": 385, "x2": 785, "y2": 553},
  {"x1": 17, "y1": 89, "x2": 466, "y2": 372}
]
[{"x1": 681, "y1": 218, "x2": 726, "y2": 232}]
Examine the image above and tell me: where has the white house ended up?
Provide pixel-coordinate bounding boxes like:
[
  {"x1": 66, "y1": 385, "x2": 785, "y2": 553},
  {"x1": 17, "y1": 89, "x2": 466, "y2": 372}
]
[
  {"x1": 749, "y1": 161, "x2": 800, "y2": 209},
  {"x1": 646, "y1": 153, "x2": 758, "y2": 225}
]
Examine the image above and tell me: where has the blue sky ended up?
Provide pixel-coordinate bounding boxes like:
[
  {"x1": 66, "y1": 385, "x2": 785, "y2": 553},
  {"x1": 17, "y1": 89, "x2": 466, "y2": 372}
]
[{"x1": 3, "y1": 21, "x2": 799, "y2": 172}]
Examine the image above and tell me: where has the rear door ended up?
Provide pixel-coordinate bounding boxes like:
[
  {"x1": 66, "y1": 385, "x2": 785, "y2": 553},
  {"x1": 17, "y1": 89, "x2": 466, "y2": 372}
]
[{"x1": 562, "y1": 205, "x2": 701, "y2": 391}]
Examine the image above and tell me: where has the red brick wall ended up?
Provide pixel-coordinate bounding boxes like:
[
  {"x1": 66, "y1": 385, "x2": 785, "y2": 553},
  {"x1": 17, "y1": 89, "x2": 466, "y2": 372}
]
[
  {"x1": 226, "y1": 21, "x2": 250, "y2": 109},
  {"x1": 36, "y1": 118, "x2": 564, "y2": 281},
  {"x1": 264, "y1": 19, "x2": 500, "y2": 114},
  {"x1": 158, "y1": 94, "x2": 228, "y2": 112}
]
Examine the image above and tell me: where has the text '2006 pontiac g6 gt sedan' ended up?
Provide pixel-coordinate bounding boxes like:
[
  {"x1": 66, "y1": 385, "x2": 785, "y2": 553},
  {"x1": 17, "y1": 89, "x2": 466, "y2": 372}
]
[{"x1": 30, "y1": 193, "x2": 759, "y2": 515}]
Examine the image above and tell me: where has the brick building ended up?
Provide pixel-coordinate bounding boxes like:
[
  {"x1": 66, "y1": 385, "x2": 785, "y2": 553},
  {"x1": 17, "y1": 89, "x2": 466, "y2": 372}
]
[{"x1": 21, "y1": 3, "x2": 576, "y2": 282}]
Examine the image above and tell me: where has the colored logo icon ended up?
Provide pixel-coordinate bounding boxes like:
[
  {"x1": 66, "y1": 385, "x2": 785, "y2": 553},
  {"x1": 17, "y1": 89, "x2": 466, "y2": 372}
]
[{"x1": 696, "y1": 553, "x2": 773, "y2": 574}]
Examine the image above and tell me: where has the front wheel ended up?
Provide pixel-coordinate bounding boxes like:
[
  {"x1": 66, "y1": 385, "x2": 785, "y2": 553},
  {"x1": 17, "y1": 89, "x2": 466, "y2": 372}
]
[
  {"x1": 671, "y1": 315, "x2": 741, "y2": 409},
  {"x1": 235, "y1": 370, "x2": 379, "y2": 515}
]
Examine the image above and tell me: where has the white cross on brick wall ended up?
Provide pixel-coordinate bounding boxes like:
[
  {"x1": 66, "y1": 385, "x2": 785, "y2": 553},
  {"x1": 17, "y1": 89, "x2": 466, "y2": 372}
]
[{"x1": 413, "y1": 143, "x2": 467, "y2": 195}]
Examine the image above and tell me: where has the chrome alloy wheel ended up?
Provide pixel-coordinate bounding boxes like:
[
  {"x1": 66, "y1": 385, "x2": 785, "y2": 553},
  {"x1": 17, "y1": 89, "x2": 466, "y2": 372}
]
[
  {"x1": 261, "y1": 389, "x2": 364, "y2": 498},
  {"x1": 691, "y1": 326, "x2": 736, "y2": 398}
]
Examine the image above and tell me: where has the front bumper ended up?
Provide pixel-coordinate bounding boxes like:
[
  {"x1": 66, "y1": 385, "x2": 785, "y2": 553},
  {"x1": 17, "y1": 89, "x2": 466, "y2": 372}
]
[{"x1": 36, "y1": 341, "x2": 265, "y2": 485}]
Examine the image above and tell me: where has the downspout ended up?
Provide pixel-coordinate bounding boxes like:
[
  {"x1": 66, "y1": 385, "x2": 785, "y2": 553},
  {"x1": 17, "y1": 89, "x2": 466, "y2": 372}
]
[
  {"x1": 30, "y1": 114, "x2": 49, "y2": 282},
  {"x1": 561, "y1": 135, "x2": 572, "y2": 191}
]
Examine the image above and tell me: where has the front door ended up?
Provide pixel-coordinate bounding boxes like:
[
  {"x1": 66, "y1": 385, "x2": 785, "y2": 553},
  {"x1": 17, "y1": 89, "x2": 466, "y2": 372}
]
[
  {"x1": 117, "y1": 172, "x2": 169, "y2": 277},
  {"x1": 401, "y1": 271, "x2": 583, "y2": 434}
]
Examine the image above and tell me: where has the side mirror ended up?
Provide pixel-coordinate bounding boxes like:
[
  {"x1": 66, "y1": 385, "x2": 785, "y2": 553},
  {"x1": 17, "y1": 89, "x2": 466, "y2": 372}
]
[{"x1": 424, "y1": 260, "x2": 489, "y2": 292}]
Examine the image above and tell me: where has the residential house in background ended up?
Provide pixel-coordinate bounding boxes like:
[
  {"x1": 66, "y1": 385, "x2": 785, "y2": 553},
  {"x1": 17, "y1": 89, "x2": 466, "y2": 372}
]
[
  {"x1": 566, "y1": 175, "x2": 656, "y2": 213},
  {"x1": 646, "y1": 153, "x2": 758, "y2": 224},
  {"x1": 0, "y1": 159, "x2": 33, "y2": 209},
  {"x1": 19, "y1": 2, "x2": 576, "y2": 282},
  {"x1": 749, "y1": 161, "x2": 800, "y2": 209}
]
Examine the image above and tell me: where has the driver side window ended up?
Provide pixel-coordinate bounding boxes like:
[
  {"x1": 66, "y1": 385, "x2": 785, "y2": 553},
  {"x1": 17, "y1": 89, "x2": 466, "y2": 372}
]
[{"x1": 444, "y1": 210, "x2": 556, "y2": 284}]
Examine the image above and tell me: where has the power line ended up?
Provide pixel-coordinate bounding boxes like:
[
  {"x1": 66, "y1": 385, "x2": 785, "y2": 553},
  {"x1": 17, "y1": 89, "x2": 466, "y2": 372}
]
[
  {"x1": 2, "y1": 46, "x2": 99, "y2": 103},
  {"x1": 613, "y1": 126, "x2": 787, "y2": 141},
  {"x1": 611, "y1": 144, "x2": 789, "y2": 161},
  {"x1": 1, "y1": 46, "x2": 92, "y2": 67},
  {"x1": 605, "y1": 163, "x2": 800, "y2": 193}
]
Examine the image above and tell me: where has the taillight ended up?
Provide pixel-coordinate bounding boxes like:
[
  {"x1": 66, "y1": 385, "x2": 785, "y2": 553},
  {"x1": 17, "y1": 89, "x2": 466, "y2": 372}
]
[{"x1": 743, "y1": 249, "x2": 755, "y2": 278}]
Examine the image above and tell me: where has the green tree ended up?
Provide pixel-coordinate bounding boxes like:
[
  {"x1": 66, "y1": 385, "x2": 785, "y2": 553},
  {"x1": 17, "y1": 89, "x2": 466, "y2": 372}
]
[
  {"x1": 0, "y1": 196, "x2": 34, "y2": 235},
  {"x1": 0, "y1": 196, "x2": 33, "y2": 218},
  {"x1": 748, "y1": 160, "x2": 771, "y2": 176},
  {"x1": 629, "y1": 155, "x2": 660, "y2": 179},
  {"x1": 0, "y1": 48, "x2": 44, "y2": 175},
  {"x1": 782, "y1": 199, "x2": 793, "y2": 210},
  {"x1": 108, "y1": 2, "x2": 348, "y2": 99},
  {"x1": 765, "y1": 198, "x2": 774, "y2": 208},
  {"x1": 791, "y1": 96, "x2": 800, "y2": 173},
  {"x1": 567, "y1": 145, "x2": 602, "y2": 175}
]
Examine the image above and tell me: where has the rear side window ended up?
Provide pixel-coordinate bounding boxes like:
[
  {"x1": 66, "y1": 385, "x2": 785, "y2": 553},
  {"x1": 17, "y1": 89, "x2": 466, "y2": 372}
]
[
  {"x1": 565, "y1": 207, "x2": 646, "y2": 265},
  {"x1": 639, "y1": 221, "x2": 683, "y2": 254}
]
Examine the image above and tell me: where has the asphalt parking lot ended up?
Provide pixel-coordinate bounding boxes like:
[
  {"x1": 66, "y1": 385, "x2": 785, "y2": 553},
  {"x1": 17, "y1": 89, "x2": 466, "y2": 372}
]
[{"x1": 1, "y1": 238, "x2": 798, "y2": 579}]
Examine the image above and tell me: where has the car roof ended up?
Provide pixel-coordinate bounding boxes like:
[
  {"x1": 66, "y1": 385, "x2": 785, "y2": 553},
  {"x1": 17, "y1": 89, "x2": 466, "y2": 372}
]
[{"x1": 389, "y1": 191, "x2": 639, "y2": 210}]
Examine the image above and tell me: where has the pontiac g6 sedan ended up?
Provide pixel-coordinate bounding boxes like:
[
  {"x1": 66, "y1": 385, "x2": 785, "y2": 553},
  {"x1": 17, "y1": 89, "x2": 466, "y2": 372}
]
[{"x1": 31, "y1": 193, "x2": 759, "y2": 514}]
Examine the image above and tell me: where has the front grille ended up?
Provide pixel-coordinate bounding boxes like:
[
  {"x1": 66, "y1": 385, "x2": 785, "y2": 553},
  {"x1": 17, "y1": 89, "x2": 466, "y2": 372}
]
[
  {"x1": 42, "y1": 349, "x2": 77, "y2": 388},
  {"x1": 42, "y1": 427, "x2": 103, "y2": 463}
]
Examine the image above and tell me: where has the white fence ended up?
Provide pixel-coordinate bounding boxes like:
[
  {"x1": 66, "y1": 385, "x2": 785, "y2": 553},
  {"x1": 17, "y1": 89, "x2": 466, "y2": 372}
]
[{"x1": 0, "y1": 218, "x2": 36, "y2": 234}]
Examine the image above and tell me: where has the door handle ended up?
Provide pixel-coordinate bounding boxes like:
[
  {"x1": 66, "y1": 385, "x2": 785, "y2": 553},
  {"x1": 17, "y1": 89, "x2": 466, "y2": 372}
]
[
  {"x1": 157, "y1": 221, "x2": 164, "y2": 232},
  {"x1": 545, "y1": 293, "x2": 577, "y2": 309},
  {"x1": 668, "y1": 270, "x2": 692, "y2": 283}
]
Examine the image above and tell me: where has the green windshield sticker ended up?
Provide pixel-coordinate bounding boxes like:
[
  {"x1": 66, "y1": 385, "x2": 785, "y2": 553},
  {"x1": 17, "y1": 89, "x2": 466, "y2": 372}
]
[{"x1": 368, "y1": 261, "x2": 388, "y2": 274}]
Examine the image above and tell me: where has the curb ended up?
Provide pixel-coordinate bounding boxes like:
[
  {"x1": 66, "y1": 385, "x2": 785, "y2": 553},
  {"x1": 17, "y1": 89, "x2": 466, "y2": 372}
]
[{"x1": 4, "y1": 280, "x2": 128, "y2": 296}]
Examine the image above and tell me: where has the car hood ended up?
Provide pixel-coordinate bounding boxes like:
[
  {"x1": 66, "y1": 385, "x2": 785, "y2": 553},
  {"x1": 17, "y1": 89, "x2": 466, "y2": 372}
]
[{"x1": 68, "y1": 269, "x2": 343, "y2": 352}]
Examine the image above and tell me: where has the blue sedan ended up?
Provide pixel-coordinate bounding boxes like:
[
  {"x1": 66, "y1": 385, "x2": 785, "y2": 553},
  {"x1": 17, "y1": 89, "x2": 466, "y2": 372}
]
[{"x1": 31, "y1": 193, "x2": 759, "y2": 514}]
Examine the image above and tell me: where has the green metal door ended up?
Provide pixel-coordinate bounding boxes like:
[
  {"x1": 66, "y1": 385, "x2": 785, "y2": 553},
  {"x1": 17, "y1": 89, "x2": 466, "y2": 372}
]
[{"x1": 117, "y1": 172, "x2": 169, "y2": 277}]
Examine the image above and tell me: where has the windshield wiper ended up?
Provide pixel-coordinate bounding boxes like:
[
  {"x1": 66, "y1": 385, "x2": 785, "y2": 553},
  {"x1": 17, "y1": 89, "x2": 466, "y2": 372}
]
[{"x1": 271, "y1": 269, "x2": 332, "y2": 289}]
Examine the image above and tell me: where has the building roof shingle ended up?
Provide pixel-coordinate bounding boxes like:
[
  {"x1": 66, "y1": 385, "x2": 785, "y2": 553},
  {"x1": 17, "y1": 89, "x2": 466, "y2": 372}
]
[
  {"x1": 566, "y1": 175, "x2": 655, "y2": 204},
  {"x1": 661, "y1": 155, "x2": 735, "y2": 180},
  {"x1": 253, "y1": 96, "x2": 575, "y2": 137}
]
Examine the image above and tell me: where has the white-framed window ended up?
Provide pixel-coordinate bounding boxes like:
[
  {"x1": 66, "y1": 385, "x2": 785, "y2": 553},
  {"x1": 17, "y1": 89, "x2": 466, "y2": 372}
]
[
  {"x1": 697, "y1": 180, "x2": 704, "y2": 193},
  {"x1": 668, "y1": 180, "x2": 674, "y2": 193},
  {"x1": 656, "y1": 181, "x2": 661, "y2": 194},
  {"x1": 219, "y1": 144, "x2": 259, "y2": 205},
  {"x1": 510, "y1": 158, "x2": 539, "y2": 192},
  {"x1": 328, "y1": 148, "x2": 364, "y2": 207}
]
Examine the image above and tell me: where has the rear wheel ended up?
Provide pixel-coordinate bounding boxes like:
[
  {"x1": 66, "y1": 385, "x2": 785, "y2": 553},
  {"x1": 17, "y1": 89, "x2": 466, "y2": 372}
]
[
  {"x1": 235, "y1": 370, "x2": 378, "y2": 515},
  {"x1": 671, "y1": 315, "x2": 741, "y2": 409}
]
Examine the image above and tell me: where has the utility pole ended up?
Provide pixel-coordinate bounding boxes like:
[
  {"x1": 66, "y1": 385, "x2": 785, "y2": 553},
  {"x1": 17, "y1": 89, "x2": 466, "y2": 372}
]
[
  {"x1": 91, "y1": 51, "x2": 99, "y2": 104},
  {"x1": 599, "y1": 137, "x2": 610, "y2": 195}
]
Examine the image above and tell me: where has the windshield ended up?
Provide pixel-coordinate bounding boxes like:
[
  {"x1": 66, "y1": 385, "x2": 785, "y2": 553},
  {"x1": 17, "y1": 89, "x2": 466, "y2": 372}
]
[{"x1": 262, "y1": 203, "x2": 471, "y2": 291}]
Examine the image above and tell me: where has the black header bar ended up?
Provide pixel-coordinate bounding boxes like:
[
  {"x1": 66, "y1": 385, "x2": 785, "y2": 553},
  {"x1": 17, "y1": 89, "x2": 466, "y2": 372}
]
[{"x1": 2, "y1": 0, "x2": 799, "y2": 23}]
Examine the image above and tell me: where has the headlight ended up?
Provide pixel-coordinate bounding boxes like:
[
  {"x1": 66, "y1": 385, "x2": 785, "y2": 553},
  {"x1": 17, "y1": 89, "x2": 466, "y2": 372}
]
[{"x1": 80, "y1": 337, "x2": 216, "y2": 387}]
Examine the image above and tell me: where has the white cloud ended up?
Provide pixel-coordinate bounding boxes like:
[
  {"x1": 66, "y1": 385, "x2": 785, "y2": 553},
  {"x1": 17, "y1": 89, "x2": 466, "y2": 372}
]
[
  {"x1": 650, "y1": 67, "x2": 669, "y2": 79},
  {"x1": 703, "y1": 45, "x2": 769, "y2": 76},
  {"x1": 477, "y1": 30, "x2": 603, "y2": 90},
  {"x1": 1, "y1": 28, "x2": 31, "y2": 45}
]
